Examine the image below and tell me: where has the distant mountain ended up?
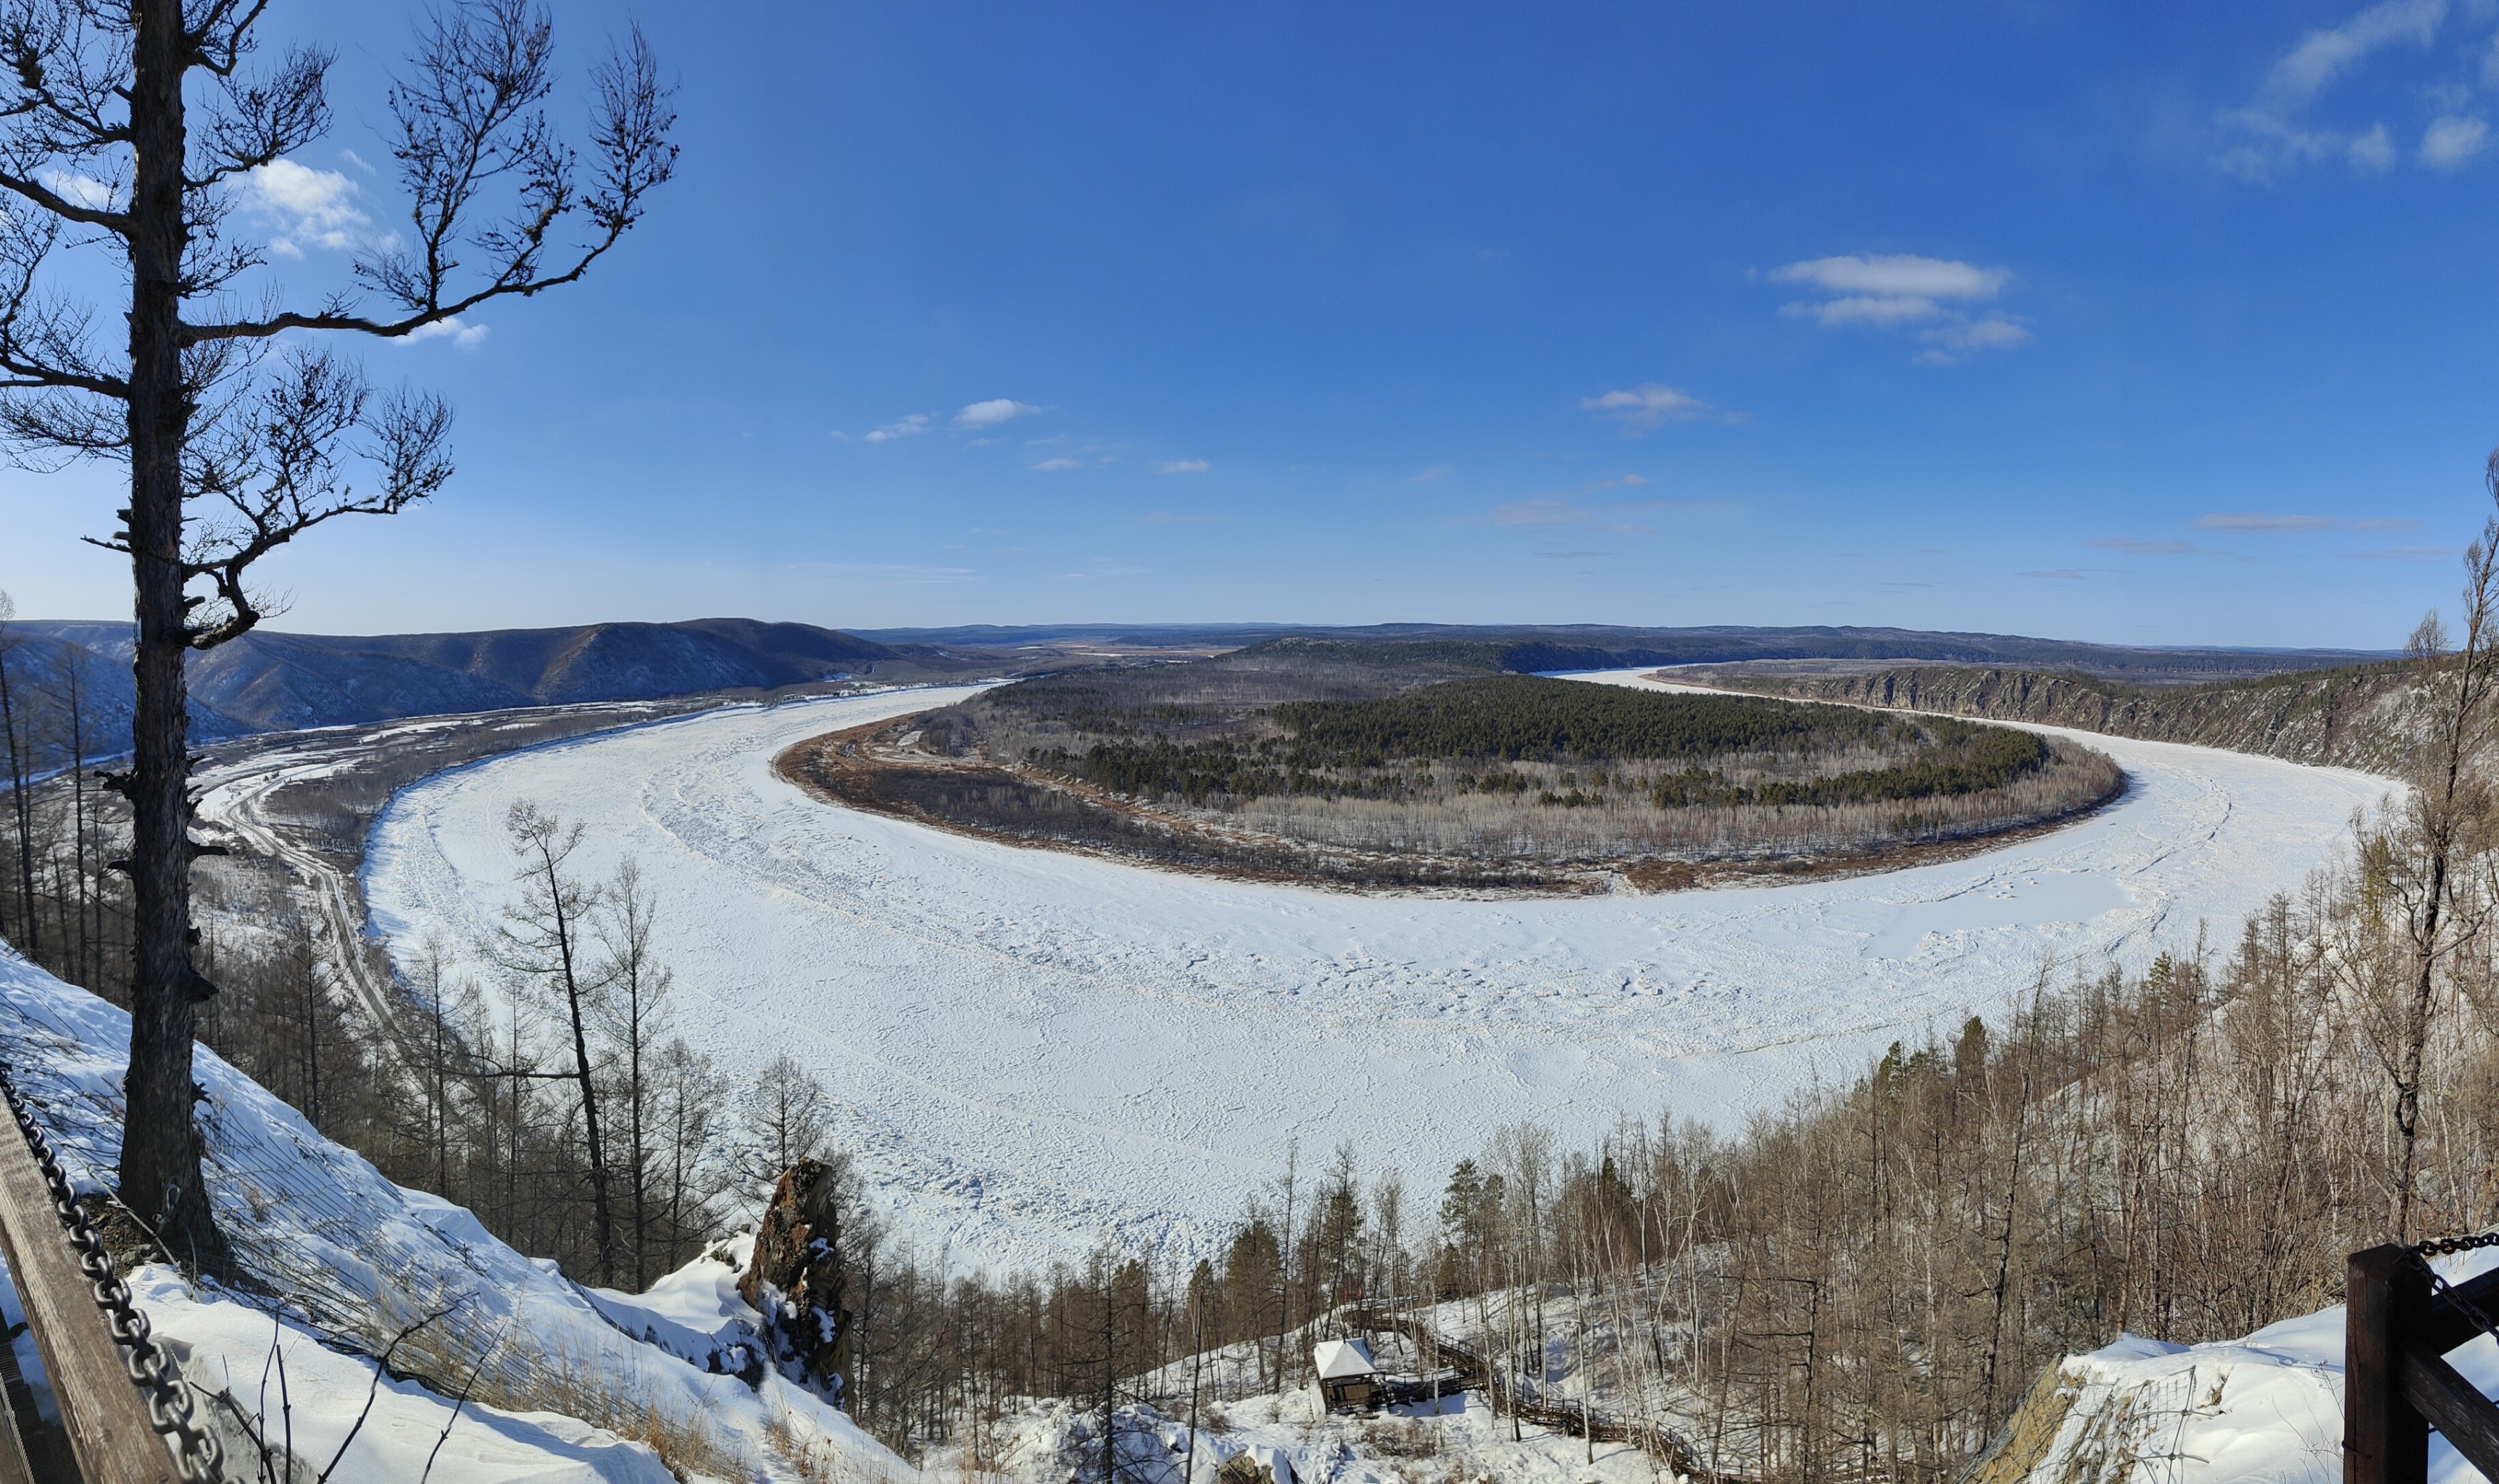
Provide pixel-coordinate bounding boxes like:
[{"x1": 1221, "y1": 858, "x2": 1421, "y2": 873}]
[
  {"x1": 0, "y1": 617, "x2": 969, "y2": 752},
  {"x1": 0, "y1": 616, "x2": 2397, "y2": 759},
  {"x1": 857, "y1": 622, "x2": 2389, "y2": 678}
]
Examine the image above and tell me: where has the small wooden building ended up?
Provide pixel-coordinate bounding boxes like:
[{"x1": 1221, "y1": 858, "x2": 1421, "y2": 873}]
[{"x1": 1313, "y1": 1338, "x2": 1383, "y2": 1412}]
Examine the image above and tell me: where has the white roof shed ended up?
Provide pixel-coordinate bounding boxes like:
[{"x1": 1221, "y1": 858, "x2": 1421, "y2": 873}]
[{"x1": 1312, "y1": 1338, "x2": 1376, "y2": 1380}]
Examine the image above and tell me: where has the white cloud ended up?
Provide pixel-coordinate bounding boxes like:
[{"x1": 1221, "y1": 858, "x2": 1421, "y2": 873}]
[
  {"x1": 246, "y1": 159, "x2": 371, "y2": 254},
  {"x1": 1157, "y1": 458, "x2": 1210, "y2": 475},
  {"x1": 2422, "y1": 113, "x2": 2490, "y2": 164},
  {"x1": 1410, "y1": 464, "x2": 1455, "y2": 482},
  {"x1": 1579, "y1": 384, "x2": 1737, "y2": 432},
  {"x1": 863, "y1": 413, "x2": 933, "y2": 443},
  {"x1": 2350, "y1": 122, "x2": 2398, "y2": 170},
  {"x1": 1916, "y1": 317, "x2": 2032, "y2": 364},
  {"x1": 1771, "y1": 254, "x2": 2027, "y2": 362},
  {"x1": 1785, "y1": 293, "x2": 1944, "y2": 327},
  {"x1": 1142, "y1": 510, "x2": 1216, "y2": 523},
  {"x1": 1029, "y1": 457, "x2": 1083, "y2": 472},
  {"x1": 2219, "y1": 0, "x2": 2451, "y2": 178},
  {"x1": 41, "y1": 170, "x2": 119, "y2": 212},
  {"x1": 955, "y1": 399, "x2": 1042, "y2": 429},
  {"x1": 404, "y1": 317, "x2": 488, "y2": 351},
  {"x1": 1768, "y1": 254, "x2": 2009, "y2": 301},
  {"x1": 2087, "y1": 538, "x2": 2199, "y2": 554},
  {"x1": 2195, "y1": 511, "x2": 2416, "y2": 534},
  {"x1": 2264, "y1": 0, "x2": 2445, "y2": 107}
]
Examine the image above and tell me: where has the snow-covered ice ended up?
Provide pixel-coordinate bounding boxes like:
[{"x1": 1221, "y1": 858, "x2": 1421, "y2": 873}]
[{"x1": 362, "y1": 671, "x2": 2392, "y2": 1272}]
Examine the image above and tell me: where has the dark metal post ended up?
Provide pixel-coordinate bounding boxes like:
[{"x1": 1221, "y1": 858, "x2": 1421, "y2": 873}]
[{"x1": 2350, "y1": 1244, "x2": 2429, "y2": 1484}]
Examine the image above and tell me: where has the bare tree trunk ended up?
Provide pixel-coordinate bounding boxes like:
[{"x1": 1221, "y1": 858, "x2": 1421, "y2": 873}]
[
  {"x1": 117, "y1": 0, "x2": 225, "y2": 1270},
  {"x1": 0, "y1": 618, "x2": 31, "y2": 953}
]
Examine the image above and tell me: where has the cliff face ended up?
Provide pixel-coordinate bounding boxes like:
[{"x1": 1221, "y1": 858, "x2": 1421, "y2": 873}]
[{"x1": 1694, "y1": 664, "x2": 2421, "y2": 778}]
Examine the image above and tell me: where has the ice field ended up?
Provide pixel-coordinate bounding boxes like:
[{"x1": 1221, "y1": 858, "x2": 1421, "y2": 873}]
[{"x1": 362, "y1": 672, "x2": 2392, "y2": 1272}]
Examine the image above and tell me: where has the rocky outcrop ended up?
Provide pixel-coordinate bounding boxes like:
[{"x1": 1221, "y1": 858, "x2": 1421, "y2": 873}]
[{"x1": 738, "y1": 1159, "x2": 854, "y2": 1406}]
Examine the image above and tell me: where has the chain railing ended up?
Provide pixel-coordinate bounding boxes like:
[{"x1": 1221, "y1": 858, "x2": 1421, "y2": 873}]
[
  {"x1": 0, "y1": 1059, "x2": 222, "y2": 1483},
  {"x1": 2347, "y1": 1231, "x2": 2499, "y2": 1484}
]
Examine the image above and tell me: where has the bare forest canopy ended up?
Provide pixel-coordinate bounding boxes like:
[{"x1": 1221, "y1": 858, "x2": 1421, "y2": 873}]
[
  {"x1": 1687, "y1": 658, "x2": 2424, "y2": 776},
  {"x1": 783, "y1": 641, "x2": 2124, "y2": 891}
]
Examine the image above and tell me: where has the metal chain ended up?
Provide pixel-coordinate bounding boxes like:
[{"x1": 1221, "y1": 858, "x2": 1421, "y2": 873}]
[
  {"x1": 0, "y1": 1061, "x2": 224, "y2": 1483},
  {"x1": 2411, "y1": 1227, "x2": 2499, "y2": 1356}
]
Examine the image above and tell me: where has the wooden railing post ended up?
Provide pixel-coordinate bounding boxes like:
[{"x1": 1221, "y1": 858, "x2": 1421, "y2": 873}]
[
  {"x1": 2350, "y1": 1243, "x2": 2429, "y2": 1484},
  {"x1": 0, "y1": 1119, "x2": 180, "y2": 1484}
]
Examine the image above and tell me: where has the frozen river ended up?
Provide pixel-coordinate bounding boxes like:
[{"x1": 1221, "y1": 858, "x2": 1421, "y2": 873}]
[{"x1": 363, "y1": 671, "x2": 2390, "y2": 1271}]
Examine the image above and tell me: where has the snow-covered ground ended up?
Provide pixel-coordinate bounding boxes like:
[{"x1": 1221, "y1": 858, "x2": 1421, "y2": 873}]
[
  {"x1": 0, "y1": 950, "x2": 909, "y2": 1484},
  {"x1": 1990, "y1": 1254, "x2": 2499, "y2": 1484},
  {"x1": 362, "y1": 671, "x2": 2390, "y2": 1272}
]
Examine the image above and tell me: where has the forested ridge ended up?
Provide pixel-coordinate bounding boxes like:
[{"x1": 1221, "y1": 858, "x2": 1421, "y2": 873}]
[{"x1": 1699, "y1": 659, "x2": 2422, "y2": 775}]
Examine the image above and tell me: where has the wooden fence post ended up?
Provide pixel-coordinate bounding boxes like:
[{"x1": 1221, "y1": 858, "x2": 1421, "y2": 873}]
[{"x1": 2350, "y1": 1243, "x2": 2429, "y2": 1484}]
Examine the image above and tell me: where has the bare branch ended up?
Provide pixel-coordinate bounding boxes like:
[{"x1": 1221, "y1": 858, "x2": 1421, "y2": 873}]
[
  {"x1": 178, "y1": 348, "x2": 454, "y2": 649},
  {"x1": 183, "y1": 0, "x2": 674, "y2": 347}
]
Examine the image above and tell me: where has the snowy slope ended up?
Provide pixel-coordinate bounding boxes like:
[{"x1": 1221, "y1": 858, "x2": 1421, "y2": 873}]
[
  {"x1": 362, "y1": 672, "x2": 2390, "y2": 1272},
  {"x1": 0, "y1": 949, "x2": 909, "y2": 1483},
  {"x1": 1985, "y1": 1257, "x2": 2499, "y2": 1484}
]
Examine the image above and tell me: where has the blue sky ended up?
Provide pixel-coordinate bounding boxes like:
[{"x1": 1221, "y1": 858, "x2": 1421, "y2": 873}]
[{"x1": 4, "y1": 0, "x2": 2499, "y2": 646}]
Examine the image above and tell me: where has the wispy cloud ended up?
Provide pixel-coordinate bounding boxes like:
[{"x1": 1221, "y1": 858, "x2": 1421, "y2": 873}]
[
  {"x1": 1916, "y1": 317, "x2": 2032, "y2": 364},
  {"x1": 2021, "y1": 568, "x2": 2090, "y2": 580},
  {"x1": 2191, "y1": 512, "x2": 2415, "y2": 533},
  {"x1": 1770, "y1": 254, "x2": 2010, "y2": 301},
  {"x1": 955, "y1": 398, "x2": 1044, "y2": 429},
  {"x1": 2344, "y1": 543, "x2": 2458, "y2": 561},
  {"x1": 862, "y1": 413, "x2": 933, "y2": 443},
  {"x1": 1495, "y1": 498, "x2": 1590, "y2": 528},
  {"x1": 404, "y1": 317, "x2": 488, "y2": 351},
  {"x1": 1579, "y1": 384, "x2": 1741, "y2": 433},
  {"x1": 1029, "y1": 456, "x2": 1084, "y2": 472},
  {"x1": 1769, "y1": 254, "x2": 2026, "y2": 362},
  {"x1": 2087, "y1": 537, "x2": 2200, "y2": 554},
  {"x1": 1142, "y1": 511, "x2": 1216, "y2": 524},
  {"x1": 1535, "y1": 550, "x2": 1610, "y2": 560},
  {"x1": 1157, "y1": 458, "x2": 1210, "y2": 475},
  {"x1": 1494, "y1": 491, "x2": 1714, "y2": 533},
  {"x1": 245, "y1": 158, "x2": 378, "y2": 256},
  {"x1": 2216, "y1": 0, "x2": 2456, "y2": 179},
  {"x1": 41, "y1": 169, "x2": 120, "y2": 212},
  {"x1": 1410, "y1": 464, "x2": 1455, "y2": 483},
  {"x1": 2422, "y1": 112, "x2": 2490, "y2": 165}
]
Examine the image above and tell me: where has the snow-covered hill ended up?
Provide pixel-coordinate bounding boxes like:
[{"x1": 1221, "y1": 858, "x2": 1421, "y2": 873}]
[{"x1": 0, "y1": 949, "x2": 909, "y2": 1483}]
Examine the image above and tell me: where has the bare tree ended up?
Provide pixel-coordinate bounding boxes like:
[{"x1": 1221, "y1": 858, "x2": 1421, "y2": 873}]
[
  {"x1": 597, "y1": 857, "x2": 672, "y2": 1288},
  {"x1": 741, "y1": 1053, "x2": 836, "y2": 1190},
  {"x1": 0, "y1": 591, "x2": 30, "y2": 952},
  {"x1": 2350, "y1": 456, "x2": 2499, "y2": 1238},
  {"x1": 491, "y1": 799, "x2": 617, "y2": 1285},
  {"x1": 0, "y1": 0, "x2": 673, "y2": 1262}
]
